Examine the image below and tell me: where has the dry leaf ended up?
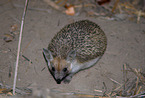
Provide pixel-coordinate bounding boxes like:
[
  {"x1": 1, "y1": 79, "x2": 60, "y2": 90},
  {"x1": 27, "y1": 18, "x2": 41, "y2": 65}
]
[
  {"x1": 7, "y1": 92, "x2": 13, "y2": 96},
  {"x1": 10, "y1": 24, "x2": 18, "y2": 32},
  {"x1": 0, "y1": 88, "x2": 7, "y2": 93},
  {"x1": 3, "y1": 34, "x2": 14, "y2": 42},
  {"x1": 65, "y1": 4, "x2": 75, "y2": 16}
]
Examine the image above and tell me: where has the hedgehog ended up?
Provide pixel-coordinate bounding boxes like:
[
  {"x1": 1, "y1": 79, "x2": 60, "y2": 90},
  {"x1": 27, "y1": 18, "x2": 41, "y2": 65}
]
[{"x1": 43, "y1": 20, "x2": 107, "y2": 84}]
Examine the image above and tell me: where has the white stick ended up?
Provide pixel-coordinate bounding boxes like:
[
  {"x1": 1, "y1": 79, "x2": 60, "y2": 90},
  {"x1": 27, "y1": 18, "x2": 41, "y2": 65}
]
[{"x1": 13, "y1": 0, "x2": 29, "y2": 95}]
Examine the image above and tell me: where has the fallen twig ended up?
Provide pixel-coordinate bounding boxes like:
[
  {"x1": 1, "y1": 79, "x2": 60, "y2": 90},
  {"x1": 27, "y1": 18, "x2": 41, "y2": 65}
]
[
  {"x1": 21, "y1": 40, "x2": 32, "y2": 54},
  {"x1": 126, "y1": 63, "x2": 145, "y2": 85},
  {"x1": 112, "y1": 0, "x2": 120, "y2": 13},
  {"x1": 122, "y1": 64, "x2": 127, "y2": 96},
  {"x1": 107, "y1": 77, "x2": 121, "y2": 85},
  {"x1": 130, "y1": 91, "x2": 145, "y2": 97},
  {"x1": 119, "y1": 2, "x2": 145, "y2": 23},
  {"x1": 13, "y1": 0, "x2": 29, "y2": 95},
  {"x1": 134, "y1": 77, "x2": 139, "y2": 95},
  {"x1": 22, "y1": 55, "x2": 32, "y2": 64},
  {"x1": 103, "y1": 82, "x2": 107, "y2": 96},
  {"x1": 126, "y1": 78, "x2": 136, "y2": 94},
  {"x1": 41, "y1": 67, "x2": 46, "y2": 72}
]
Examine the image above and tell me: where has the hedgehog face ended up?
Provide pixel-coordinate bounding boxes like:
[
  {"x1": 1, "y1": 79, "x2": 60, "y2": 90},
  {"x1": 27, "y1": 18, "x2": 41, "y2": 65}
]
[
  {"x1": 43, "y1": 48, "x2": 76, "y2": 84},
  {"x1": 50, "y1": 57, "x2": 70, "y2": 84}
]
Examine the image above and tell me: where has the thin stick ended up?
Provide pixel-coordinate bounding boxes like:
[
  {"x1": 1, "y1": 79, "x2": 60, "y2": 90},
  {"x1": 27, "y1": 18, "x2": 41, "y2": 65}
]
[
  {"x1": 103, "y1": 82, "x2": 107, "y2": 96},
  {"x1": 122, "y1": 64, "x2": 127, "y2": 95},
  {"x1": 13, "y1": 0, "x2": 29, "y2": 95},
  {"x1": 112, "y1": 0, "x2": 120, "y2": 13}
]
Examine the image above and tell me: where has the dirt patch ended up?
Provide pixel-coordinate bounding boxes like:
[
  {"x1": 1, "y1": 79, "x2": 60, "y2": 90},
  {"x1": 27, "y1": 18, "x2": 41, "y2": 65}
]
[{"x1": 0, "y1": 0, "x2": 145, "y2": 97}]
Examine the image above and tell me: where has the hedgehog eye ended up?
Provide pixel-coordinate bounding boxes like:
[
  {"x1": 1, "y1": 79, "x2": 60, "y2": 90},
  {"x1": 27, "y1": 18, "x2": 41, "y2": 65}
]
[
  {"x1": 52, "y1": 67, "x2": 55, "y2": 71},
  {"x1": 63, "y1": 68, "x2": 67, "y2": 72}
]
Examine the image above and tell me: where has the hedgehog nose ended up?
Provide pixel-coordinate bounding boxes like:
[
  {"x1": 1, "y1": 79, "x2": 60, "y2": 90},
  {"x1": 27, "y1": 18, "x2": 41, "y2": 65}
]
[{"x1": 56, "y1": 79, "x2": 61, "y2": 84}]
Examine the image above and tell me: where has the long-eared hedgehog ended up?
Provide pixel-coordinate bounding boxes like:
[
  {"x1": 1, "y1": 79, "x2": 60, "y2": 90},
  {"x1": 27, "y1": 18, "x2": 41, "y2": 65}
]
[{"x1": 43, "y1": 20, "x2": 107, "y2": 84}]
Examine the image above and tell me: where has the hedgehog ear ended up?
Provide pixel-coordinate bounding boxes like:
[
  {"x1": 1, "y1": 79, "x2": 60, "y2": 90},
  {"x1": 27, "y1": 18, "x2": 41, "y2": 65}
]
[
  {"x1": 67, "y1": 50, "x2": 76, "y2": 62},
  {"x1": 43, "y1": 48, "x2": 53, "y2": 63}
]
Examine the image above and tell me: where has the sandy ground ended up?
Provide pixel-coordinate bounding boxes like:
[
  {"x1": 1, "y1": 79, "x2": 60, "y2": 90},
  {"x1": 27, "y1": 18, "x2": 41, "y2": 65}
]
[{"x1": 0, "y1": 0, "x2": 145, "y2": 96}]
